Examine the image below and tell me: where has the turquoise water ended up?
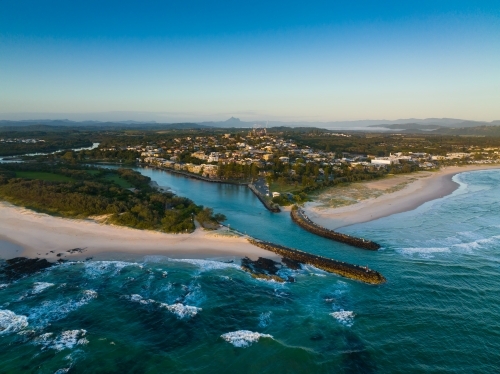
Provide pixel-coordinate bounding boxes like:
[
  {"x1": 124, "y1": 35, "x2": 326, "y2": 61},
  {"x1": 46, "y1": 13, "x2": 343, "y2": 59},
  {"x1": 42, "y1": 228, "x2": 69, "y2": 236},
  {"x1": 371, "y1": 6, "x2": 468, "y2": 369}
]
[{"x1": 1, "y1": 168, "x2": 500, "y2": 373}]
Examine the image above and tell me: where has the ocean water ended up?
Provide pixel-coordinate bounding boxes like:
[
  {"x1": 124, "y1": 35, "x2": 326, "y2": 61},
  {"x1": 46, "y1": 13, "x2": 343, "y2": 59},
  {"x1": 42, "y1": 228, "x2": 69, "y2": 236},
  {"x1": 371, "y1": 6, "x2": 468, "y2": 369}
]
[{"x1": 1, "y1": 169, "x2": 500, "y2": 373}]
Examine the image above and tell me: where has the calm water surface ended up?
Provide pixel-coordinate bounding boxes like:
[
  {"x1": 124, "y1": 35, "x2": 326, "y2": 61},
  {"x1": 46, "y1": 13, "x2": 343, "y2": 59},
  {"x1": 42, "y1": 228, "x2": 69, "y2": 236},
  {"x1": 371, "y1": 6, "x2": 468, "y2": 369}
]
[{"x1": 1, "y1": 168, "x2": 500, "y2": 373}]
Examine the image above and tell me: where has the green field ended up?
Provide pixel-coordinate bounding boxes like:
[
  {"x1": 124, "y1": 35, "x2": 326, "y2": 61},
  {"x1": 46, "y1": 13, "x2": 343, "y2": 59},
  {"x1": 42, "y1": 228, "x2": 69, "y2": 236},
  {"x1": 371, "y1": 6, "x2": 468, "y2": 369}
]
[
  {"x1": 104, "y1": 174, "x2": 133, "y2": 188},
  {"x1": 15, "y1": 171, "x2": 75, "y2": 182},
  {"x1": 269, "y1": 182, "x2": 300, "y2": 194}
]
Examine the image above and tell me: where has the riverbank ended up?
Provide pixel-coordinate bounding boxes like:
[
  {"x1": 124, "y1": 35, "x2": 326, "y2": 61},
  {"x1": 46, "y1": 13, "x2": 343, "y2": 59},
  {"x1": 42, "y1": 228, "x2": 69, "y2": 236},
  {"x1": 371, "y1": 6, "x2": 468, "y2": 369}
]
[
  {"x1": 141, "y1": 164, "x2": 248, "y2": 185},
  {"x1": 0, "y1": 202, "x2": 274, "y2": 262},
  {"x1": 303, "y1": 165, "x2": 500, "y2": 230}
]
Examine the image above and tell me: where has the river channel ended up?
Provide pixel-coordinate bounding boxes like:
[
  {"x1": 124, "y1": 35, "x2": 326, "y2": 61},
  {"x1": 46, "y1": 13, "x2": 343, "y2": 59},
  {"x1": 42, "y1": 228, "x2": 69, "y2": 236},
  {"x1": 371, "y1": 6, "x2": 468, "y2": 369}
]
[{"x1": 104, "y1": 165, "x2": 383, "y2": 267}]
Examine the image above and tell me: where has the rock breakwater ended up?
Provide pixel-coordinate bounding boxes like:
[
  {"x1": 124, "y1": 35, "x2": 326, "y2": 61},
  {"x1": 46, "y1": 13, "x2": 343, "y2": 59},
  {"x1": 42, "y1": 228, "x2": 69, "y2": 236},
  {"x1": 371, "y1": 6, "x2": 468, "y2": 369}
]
[
  {"x1": 291, "y1": 207, "x2": 380, "y2": 250},
  {"x1": 248, "y1": 184, "x2": 281, "y2": 212},
  {"x1": 247, "y1": 239, "x2": 386, "y2": 285}
]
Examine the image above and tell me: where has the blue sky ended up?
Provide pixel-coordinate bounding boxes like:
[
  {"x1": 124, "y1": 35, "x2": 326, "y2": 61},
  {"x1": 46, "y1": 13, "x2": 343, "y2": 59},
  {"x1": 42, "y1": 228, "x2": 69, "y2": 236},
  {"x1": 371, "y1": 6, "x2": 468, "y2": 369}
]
[{"x1": 1, "y1": 1, "x2": 499, "y2": 122}]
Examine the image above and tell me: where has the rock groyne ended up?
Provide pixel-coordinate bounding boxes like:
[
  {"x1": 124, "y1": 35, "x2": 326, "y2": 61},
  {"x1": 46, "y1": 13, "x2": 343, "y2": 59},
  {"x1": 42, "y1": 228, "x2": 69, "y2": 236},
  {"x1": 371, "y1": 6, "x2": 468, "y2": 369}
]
[
  {"x1": 248, "y1": 184, "x2": 281, "y2": 213},
  {"x1": 291, "y1": 208, "x2": 380, "y2": 250},
  {"x1": 247, "y1": 238, "x2": 385, "y2": 285}
]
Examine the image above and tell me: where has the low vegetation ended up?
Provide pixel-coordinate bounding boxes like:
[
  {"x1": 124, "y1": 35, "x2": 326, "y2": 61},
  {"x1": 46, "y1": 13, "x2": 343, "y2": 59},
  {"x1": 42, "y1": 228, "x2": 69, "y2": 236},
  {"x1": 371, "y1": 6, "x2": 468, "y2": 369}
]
[{"x1": 0, "y1": 163, "x2": 225, "y2": 233}]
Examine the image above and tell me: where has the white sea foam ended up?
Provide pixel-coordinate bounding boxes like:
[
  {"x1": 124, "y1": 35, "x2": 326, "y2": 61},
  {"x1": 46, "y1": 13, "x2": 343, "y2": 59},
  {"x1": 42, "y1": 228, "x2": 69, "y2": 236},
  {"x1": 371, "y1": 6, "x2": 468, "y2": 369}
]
[
  {"x1": 0, "y1": 284, "x2": 8, "y2": 290},
  {"x1": 452, "y1": 235, "x2": 500, "y2": 252},
  {"x1": 159, "y1": 303, "x2": 201, "y2": 318},
  {"x1": 0, "y1": 310, "x2": 28, "y2": 334},
  {"x1": 330, "y1": 310, "x2": 355, "y2": 327},
  {"x1": 34, "y1": 329, "x2": 88, "y2": 351},
  {"x1": 84, "y1": 261, "x2": 142, "y2": 279},
  {"x1": 168, "y1": 258, "x2": 240, "y2": 272},
  {"x1": 398, "y1": 234, "x2": 500, "y2": 258},
  {"x1": 27, "y1": 290, "x2": 97, "y2": 327},
  {"x1": 32, "y1": 282, "x2": 55, "y2": 294},
  {"x1": 258, "y1": 311, "x2": 272, "y2": 328},
  {"x1": 301, "y1": 264, "x2": 329, "y2": 277},
  {"x1": 54, "y1": 369, "x2": 70, "y2": 374},
  {"x1": 183, "y1": 282, "x2": 205, "y2": 305},
  {"x1": 128, "y1": 294, "x2": 154, "y2": 305},
  {"x1": 126, "y1": 294, "x2": 201, "y2": 318},
  {"x1": 397, "y1": 247, "x2": 450, "y2": 259},
  {"x1": 221, "y1": 330, "x2": 273, "y2": 348}
]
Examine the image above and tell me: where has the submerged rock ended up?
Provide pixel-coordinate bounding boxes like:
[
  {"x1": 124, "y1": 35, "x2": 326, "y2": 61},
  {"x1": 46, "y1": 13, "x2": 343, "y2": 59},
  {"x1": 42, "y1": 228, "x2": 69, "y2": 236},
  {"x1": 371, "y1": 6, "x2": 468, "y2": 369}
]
[
  {"x1": 281, "y1": 257, "x2": 302, "y2": 270},
  {"x1": 241, "y1": 257, "x2": 287, "y2": 283},
  {"x1": 0, "y1": 257, "x2": 53, "y2": 281}
]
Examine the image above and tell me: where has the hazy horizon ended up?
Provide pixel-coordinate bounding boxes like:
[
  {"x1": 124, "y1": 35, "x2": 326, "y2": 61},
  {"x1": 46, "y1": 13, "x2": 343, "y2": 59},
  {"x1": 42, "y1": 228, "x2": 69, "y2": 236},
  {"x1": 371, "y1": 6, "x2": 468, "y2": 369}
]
[
  {"x1": 1, "y1": 1, "x2": 499, "y2": 122},
  {"x1": 1, "y1": 112, "x2": 499, "y2": 126}
]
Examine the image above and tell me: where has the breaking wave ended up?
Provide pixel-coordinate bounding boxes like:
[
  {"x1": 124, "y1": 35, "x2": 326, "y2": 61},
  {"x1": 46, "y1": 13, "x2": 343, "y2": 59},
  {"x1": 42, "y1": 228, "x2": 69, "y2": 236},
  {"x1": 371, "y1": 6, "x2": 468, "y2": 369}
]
[
  {"x1": 0, "y1": 310, "x2": 28, "y2": 335},
  {"x1": 221, "y1": 330, "x2": 273, "y2": 348},
  {"x1": 159, "y1": 303, "x2": 201, "y2": 318},
  {"x1": 32, "y1": 282, "x2": 55, "y2": 294},
  {"x1": 330, "y1": 310, "x2": 355, "y2": 327},
  {"x1": 397, "y1": 247, "x2": 451, "y2": 259},
  {"x1": 125, "y1": 294, "x2": 201, "y2": 319},
  {"x1": 167, "y1": 258, "x2": 240, "y2": 272},
  {"x1": 84, "y1": 261, "x2": 142, "y2": 279},
  {"x1": 34, "y1": 329, "x2": 88, "y2": 351},
  {"x1": 27, "y1": 290, "x2": 98, "y2": 327},
  {"x1": 398, "y1": 234, "x2": 500, "y2": 258}
]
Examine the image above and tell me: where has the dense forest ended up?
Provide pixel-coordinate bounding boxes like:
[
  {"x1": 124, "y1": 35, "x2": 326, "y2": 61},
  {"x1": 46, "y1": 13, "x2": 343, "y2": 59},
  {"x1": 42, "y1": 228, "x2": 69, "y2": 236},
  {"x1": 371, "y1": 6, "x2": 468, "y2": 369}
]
[{"x1": 0, "y1": 163, "x2": 224, "y2": 233}]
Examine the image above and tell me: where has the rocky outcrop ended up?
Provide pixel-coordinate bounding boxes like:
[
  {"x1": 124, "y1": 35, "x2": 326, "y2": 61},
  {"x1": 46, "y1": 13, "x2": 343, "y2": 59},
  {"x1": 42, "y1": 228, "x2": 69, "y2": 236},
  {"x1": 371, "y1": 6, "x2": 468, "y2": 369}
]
[
  {"x1": 240, "y1": 257, "x2": 294, "y2": 283},
  {"x1": 247, "y1": 239, "x2": 386, "y2": 285},
  {"x1": 0, "y1": 257, "x2": 53, "y2": 281},
  {"x1": 291, "y1": 208, "x2": 380, "y2": 250}
]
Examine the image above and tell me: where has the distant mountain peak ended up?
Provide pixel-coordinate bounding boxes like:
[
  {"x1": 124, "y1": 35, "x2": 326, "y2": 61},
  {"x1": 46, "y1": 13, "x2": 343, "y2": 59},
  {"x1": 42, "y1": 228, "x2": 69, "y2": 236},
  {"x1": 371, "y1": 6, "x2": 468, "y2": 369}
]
[{"x1": 225, "y1": 117, "x2": 241, "y2": 123}]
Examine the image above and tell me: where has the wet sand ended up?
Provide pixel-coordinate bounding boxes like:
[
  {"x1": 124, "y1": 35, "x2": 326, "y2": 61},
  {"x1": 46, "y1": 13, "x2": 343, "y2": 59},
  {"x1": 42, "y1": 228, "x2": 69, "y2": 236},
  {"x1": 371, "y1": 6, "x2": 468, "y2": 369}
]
[{"x1": 303, "y1": 165, "x2": 500, "y2": 230}]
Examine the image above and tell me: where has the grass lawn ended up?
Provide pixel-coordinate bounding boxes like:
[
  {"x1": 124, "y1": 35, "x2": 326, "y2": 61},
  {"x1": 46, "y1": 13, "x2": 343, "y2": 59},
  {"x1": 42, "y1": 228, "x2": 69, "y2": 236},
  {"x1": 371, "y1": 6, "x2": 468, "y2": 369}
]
[
  {"x1": 104, "y1": 174, "x2": 133, "y2": 188},
  {"x1": 15, "y1": 171, "x2": 75, "y2": 182},
  {"x1": 269, "y1": 182, "x2": 300, "y2": 195}
]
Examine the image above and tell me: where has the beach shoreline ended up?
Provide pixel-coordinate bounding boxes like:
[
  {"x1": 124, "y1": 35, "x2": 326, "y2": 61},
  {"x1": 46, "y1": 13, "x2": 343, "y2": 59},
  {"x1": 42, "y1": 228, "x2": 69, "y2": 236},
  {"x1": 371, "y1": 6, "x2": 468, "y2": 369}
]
[
  {"x1": 1, "y1": 165, "x2": 499, "y2": 262},
  {"x1": 303, "y1": 164, "x2": 500, "y2": 231},
  {"x1": 0, "y1": 202, "x2": 276, "y2": 262}
]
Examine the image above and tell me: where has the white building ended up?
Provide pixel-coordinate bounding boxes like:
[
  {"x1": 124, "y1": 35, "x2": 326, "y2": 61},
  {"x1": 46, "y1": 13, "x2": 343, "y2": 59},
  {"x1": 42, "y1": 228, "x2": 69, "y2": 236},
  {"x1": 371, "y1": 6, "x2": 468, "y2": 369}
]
[{"x1": 371, "y1": 157, "x2": 399, "y2": 165}]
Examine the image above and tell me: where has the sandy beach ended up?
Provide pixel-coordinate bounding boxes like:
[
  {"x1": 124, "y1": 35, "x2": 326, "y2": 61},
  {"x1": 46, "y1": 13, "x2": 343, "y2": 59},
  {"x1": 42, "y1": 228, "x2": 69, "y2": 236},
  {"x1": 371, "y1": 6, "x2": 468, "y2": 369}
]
[
  {"x1": 1, "y1": 165, "x2": 499, "y2": 261},
  {"x1": 0, "y1": 202, "x2": 274, "y2": 261},
  {"x1": 303, "y1": 165, "x2": 500, "y2": 230}
]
